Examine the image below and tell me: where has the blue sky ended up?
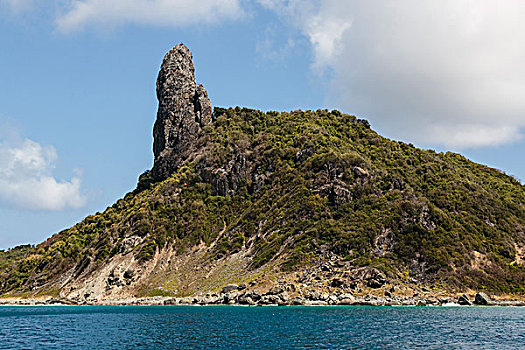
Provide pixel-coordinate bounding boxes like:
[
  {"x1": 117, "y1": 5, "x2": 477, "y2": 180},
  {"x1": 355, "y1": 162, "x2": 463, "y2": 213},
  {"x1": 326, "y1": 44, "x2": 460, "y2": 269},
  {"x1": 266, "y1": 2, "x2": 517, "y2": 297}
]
[{"x1": 0, "y1": 0, "x2": 523, "y2": 249}]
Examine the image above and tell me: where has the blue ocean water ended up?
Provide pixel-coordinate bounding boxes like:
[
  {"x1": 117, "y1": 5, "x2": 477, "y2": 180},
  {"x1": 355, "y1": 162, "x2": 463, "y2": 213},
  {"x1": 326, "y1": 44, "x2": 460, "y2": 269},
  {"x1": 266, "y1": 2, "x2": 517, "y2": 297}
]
[{"x1": 0, "y1": 305, "x2": 523, "y2": 349}]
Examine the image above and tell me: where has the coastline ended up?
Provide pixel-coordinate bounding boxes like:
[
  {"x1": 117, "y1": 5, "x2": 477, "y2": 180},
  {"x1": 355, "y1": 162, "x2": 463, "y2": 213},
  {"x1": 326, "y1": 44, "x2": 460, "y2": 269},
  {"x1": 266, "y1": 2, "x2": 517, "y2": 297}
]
[{"x1": 2, "y1": 292, "x2": 524, "y2": 307}]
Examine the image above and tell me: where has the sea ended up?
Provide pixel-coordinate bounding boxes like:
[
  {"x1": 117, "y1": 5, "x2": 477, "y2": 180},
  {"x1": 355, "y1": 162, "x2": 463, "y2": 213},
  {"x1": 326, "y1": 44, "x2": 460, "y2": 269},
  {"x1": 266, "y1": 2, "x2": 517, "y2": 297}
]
[{"x1": 0, "y1": 305, "x2": 523, "y2": 349}]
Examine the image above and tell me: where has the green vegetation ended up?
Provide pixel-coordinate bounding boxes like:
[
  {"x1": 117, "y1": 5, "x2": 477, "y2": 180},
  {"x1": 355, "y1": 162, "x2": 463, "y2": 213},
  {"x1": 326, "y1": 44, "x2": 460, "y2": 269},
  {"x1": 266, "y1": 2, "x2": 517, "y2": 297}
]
[{"x1": 0, "y1": 108, "x2": 523, "y2": 294}]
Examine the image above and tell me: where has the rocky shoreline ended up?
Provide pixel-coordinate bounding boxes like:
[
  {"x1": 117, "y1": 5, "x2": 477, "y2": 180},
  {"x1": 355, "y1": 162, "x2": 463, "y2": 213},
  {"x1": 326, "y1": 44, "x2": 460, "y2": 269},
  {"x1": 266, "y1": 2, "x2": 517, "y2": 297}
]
[{"x1": 2, "y1": 289, "x2": 524, "y2": 307}]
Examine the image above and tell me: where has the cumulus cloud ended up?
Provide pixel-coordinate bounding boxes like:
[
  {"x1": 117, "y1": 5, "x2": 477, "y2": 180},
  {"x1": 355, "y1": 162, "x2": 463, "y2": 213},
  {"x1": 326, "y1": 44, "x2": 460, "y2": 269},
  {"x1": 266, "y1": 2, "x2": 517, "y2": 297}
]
[
  {"x1": 261, "y1": 0, "x2": 525, "y2": 149},
  {"x1": 0, "y1": 129, "x2": 86, "y2": 211},
  {"x1": 56, "y1": 0, "x2": 243, "y2": 33},
  {"x1": 305, "y1": 16, "x2": 351, "y2": 69}
]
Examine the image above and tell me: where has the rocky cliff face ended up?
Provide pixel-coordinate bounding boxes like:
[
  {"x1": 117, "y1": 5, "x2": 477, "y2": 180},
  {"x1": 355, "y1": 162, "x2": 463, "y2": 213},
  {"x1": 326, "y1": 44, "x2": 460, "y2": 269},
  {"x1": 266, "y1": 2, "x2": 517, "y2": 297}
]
[{"x1": 152, "y1": 43, "x2": 212, "y2": 181}]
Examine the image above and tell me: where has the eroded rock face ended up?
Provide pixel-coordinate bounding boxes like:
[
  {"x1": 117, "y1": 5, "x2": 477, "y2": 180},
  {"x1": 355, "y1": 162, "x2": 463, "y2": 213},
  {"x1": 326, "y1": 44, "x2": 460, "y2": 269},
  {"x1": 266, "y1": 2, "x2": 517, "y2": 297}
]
[{"x1": 152, "y1": 43, "x2": 212, "y2": 180}]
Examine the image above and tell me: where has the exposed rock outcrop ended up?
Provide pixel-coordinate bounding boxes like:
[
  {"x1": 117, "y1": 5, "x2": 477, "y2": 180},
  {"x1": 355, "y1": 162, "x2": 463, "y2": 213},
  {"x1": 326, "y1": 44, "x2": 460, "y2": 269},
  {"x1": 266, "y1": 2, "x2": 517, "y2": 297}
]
[
  {"x1": 221, "y1": 284, "x2": 239, "y2": 294},
  {"x1": 152, "y1": 43, "x2": 212, "y2": 180},
  {"x1": 458, "y1": 294, "x2": 471, "y2": 305},
  {"x1": 474, "y1": 292, "x2": 490, "y2": 305}
]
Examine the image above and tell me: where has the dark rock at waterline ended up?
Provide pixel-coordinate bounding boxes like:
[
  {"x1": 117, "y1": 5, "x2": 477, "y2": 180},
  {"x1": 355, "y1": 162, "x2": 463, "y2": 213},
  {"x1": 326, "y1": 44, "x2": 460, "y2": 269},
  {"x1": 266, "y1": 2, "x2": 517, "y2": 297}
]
[
  {"x1": 458, "y1": 294, "x2": 471, "y2": 305},
  {"x1": 238, "y1": 291, "x2": 261, "y2": 305},
  {"x1": 474, "y1": 292, "x2": 490, "y2": 305}
]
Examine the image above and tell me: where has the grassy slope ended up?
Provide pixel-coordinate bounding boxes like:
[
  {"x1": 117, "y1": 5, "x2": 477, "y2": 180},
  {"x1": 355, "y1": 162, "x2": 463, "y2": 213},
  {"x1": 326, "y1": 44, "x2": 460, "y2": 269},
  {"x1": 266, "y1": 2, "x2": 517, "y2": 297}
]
[{"x1": 1, "y1": 108, "x2": 524, "y2": 295}]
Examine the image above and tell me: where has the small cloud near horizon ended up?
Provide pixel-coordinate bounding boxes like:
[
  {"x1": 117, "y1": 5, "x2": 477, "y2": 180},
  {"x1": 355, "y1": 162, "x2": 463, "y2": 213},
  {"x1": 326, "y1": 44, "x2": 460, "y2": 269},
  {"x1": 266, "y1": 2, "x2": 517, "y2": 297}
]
[{"x1": 0, "y1": 121, "x2": 86, "y2": 211}]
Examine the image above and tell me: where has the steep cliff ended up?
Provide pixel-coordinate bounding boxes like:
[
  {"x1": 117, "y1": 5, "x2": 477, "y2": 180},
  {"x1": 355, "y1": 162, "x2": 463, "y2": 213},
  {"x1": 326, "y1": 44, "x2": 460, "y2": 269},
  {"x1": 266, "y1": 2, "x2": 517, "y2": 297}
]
[
  {"x1": 152, "y1": 43, "x2": 212, "y2": 181},
  {"x1": 0, "y1": 44, "x2": 523, "y2": 302}
]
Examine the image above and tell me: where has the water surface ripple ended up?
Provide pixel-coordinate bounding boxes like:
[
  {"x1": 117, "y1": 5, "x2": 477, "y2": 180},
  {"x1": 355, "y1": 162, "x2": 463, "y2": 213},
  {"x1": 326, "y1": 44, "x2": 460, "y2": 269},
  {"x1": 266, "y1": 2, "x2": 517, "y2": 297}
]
[{"x1": 0, "y1": 305, "x2": 523, "y2": 349}]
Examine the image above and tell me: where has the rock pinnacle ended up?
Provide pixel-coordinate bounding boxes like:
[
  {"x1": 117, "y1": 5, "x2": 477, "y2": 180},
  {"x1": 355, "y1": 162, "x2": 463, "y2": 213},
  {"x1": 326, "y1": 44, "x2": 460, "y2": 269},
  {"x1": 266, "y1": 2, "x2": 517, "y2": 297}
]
[{"x1": 151, "y1": 43, "x2": 212, "y2": 180}]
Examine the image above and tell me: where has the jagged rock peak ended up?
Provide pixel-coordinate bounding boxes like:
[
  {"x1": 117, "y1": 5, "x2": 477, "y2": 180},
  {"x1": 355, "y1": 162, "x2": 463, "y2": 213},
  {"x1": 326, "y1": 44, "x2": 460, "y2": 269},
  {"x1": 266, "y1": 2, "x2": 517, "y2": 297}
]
[{"x1": 151, "y1": 43, "x2": 212, "y2": 180}]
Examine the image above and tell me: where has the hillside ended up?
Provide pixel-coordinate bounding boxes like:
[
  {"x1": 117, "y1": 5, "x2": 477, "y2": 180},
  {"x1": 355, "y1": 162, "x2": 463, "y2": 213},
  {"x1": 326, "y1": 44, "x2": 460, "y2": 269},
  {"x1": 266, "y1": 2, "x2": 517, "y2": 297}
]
[{"x1": 0, "y1": 44, "x2": 523, "y2": 303}]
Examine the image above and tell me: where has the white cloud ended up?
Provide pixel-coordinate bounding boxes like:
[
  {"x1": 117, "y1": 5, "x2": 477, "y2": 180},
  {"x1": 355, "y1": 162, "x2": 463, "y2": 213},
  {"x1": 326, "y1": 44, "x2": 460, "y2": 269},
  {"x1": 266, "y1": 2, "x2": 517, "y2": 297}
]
[
  {"x1": 305, "y1": 15, "x2": 350, "y2": 68},
  {"x1": 427, "y1": 124, "x2": 522, "y2": 149},
  {"x1": 56, "y1": 0, "x2": 243, "y2": 33},
  {"x1": 261, "y1": 0, "x2": 525, "y2": 149},
  {"x1": 0, "y1": 135, "x2": 86, "y2": 211}
]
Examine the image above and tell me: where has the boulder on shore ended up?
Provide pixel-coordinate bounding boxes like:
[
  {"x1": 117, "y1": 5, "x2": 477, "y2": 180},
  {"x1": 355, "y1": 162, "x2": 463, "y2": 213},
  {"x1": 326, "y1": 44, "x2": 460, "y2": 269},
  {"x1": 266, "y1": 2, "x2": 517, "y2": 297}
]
[
  {"x1": 458, "y1": 294, "x2": 471, "y2": 305},
  {"x1": 221, "y1": 284, "x2": 239, "y2": 294},
  {"x1": 474, "y1": 292, "x2": 490, "y2": 305}
]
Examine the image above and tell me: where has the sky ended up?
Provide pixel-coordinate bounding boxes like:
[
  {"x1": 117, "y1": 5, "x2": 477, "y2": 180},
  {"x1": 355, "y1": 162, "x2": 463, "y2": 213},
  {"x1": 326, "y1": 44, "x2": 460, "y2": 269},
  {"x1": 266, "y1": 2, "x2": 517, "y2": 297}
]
[{"x1": 0, "y1": 0, "x2": 523, "y2": 249}]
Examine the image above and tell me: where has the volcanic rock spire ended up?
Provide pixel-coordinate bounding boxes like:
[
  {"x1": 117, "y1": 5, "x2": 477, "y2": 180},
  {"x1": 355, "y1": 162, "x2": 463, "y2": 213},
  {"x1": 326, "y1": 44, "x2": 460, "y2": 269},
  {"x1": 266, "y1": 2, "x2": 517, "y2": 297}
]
[{"x1": 151, "y1": 43, "x2": 212, "y2": 180}]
